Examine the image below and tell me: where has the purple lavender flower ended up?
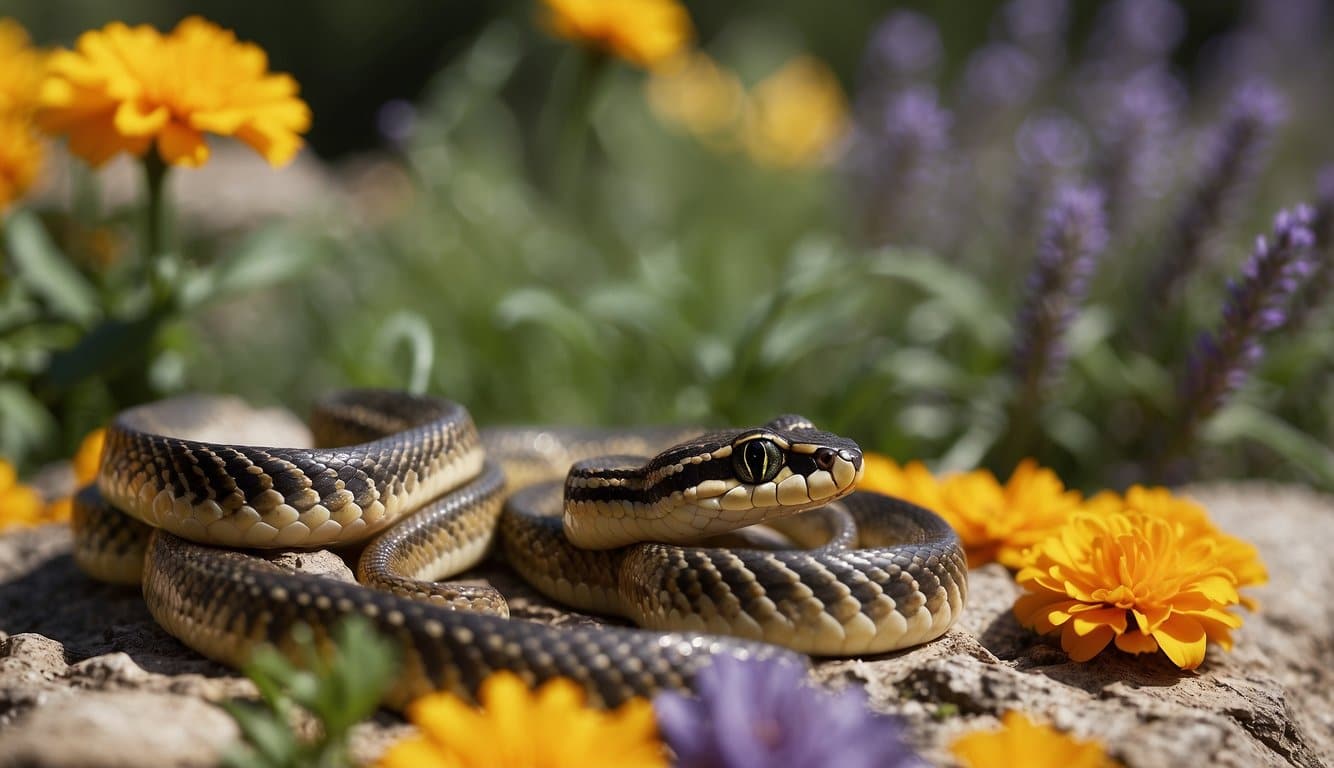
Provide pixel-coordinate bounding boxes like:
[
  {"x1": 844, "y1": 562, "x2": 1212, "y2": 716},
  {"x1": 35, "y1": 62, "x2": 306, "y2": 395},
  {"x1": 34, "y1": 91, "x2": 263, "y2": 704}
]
[
  {"x1": 1086, "y1": 0, "x2": 1186, "y2": 73},
  {"x1": 995, "y1": 0, "x2": 1070, "y2": 72},
  {"x1": 1179, "y1": 206, "x2": 1317, "y2": 436},
  {"x1": 1287, "y1": 166, "x2": 1334, "y2": 330},
  {"x1": 861, "y1": 10, "x2": 942, "y2": 86},
  {"x1": 1011, "y1": 185, "x2": 1109, "y2": 399},
  {"x1": 854, "y1": 85, "x2": 953, "y2": 246},
  {"x1": 1091, "y1": 67, "x2": 1185, "y2": 235},
  {"x1": 656, "y1": 656, "x2": 923, "y2": 768},
  {"x1": 1151, "y1": 81, "x2": 1285, "y2": 304}
]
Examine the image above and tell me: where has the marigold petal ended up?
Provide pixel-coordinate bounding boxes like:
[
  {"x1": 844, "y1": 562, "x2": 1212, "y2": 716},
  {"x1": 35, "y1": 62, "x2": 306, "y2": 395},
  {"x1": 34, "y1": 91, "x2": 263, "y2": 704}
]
[
  {"x1": 376, "y1": 735, "x2": 463, "y2": 768},
  {"x1": 157, "y1": 122, "x2": 210, "y2": 167},
  {"x1": 1150, "y1": 615, "x2": 1208, "y2": 669},
  {"x1": 1114, "y1": 630, "x2": 1159, "y2": 655},
  {"x1": 1061, "y1": 621, "x2": 1116, "y2": 662}
]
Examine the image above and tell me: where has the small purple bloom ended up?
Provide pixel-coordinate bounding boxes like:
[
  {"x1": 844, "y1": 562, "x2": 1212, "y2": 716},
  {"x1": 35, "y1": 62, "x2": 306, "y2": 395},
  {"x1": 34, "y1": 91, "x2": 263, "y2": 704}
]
[
  {"x1": 862, "y1": 10, "x2": 943, "y2": 85},
  {"x1": 1286, "y1": 166, "x2": 1334, "y2": 330},
  {"x1": 1090, "y1": 67, "x2": 1185, "y2": 234},
  {"x1": 1011, "y1": 185, "x2": 1109, "y2": 399},
  {"x1": 1087, "y1": 0, "x2": 1186, "y2": 70},
  {"x1": 656, "y1": 656, "x2": 923, "y2": 768},
  {"x1": 1179, "y1": 206, "x2": 1317, "y2": 436},
  {"x1": 996, "y1": 0, "x2": 1070, "y2": 71},
  {"x1": 854, "y1": 85, "x2": 953, "y2": 246},
  {"x1": 1151, "y1": 81, "x2": 1285, "y2": 303}
]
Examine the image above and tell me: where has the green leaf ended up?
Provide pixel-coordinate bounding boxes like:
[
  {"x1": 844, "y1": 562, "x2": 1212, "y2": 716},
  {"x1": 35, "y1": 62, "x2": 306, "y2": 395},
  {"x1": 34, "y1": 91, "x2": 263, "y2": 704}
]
[
  {"x1": 867, "y1": 248, "x2": 1009, "y2": 350},
  {"x1": 0, "y1": 383, "x2": 56, "y2": 464},
  {"x1": 179, "y1": 227, "x2": 323, "y2": 308},
  {"x1": 4, "y1": 210, "x2": 100, "y2": 325},
  {"x1": 1205, "y1": 403, "x2": 1334, "y2": 487},
  {"x1": 41, "y1": 311, "x2": 167, "y2": 394},
  {"x1": 220, "y1": 701, "x2": 300, "y2": 768}
]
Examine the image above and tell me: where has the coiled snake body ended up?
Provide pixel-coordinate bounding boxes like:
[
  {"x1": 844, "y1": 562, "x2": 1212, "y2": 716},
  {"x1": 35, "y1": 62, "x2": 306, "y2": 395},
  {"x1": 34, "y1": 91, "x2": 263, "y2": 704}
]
[{"x1": 73, "y1": 390, "x2": 967, "y2": 708}]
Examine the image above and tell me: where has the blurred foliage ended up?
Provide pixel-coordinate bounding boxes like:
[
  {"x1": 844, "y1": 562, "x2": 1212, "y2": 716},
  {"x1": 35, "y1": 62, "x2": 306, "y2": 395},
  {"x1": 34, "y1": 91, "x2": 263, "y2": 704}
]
[
  {"x1": 1, "y1": 1, "x2": 1330, "y2": 493},
  {"x1": 222, "y1": 619, "x2": 397, "y2": 768}
]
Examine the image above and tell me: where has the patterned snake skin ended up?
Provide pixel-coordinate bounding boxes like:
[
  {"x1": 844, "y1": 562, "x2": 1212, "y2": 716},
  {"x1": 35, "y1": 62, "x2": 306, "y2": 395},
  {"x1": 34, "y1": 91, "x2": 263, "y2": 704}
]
[{"x1": 72, "y1": 390, "x2": 967, "y2": 709}]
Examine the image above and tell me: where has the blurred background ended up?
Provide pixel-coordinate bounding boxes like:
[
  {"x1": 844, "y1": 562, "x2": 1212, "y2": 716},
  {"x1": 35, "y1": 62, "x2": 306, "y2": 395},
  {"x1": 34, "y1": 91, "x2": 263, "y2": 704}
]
[{"x1": 2, "y1": 0, "x2": 1331, "y2": 493}]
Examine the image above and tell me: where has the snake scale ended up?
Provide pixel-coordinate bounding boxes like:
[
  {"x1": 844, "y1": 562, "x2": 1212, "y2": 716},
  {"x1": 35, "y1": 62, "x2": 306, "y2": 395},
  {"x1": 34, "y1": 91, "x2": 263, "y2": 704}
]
[{"x1": 71, "y1": 390, "x2": 967, "y2": 709}]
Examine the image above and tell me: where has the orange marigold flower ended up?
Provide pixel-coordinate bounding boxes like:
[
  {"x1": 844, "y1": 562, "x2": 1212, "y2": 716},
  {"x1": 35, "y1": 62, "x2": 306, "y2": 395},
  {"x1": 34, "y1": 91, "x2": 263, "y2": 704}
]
[
  {"x1": 1013, "y1": 505, "x2": 1246, "y2": 669},
  {"x1": 859, "y1": 454, "x2": 1081, "y2": 569},
  {"x1": 0, "y1": 113, "x2": 43, "y2": 211},
  {"x1": 0, "y1": 18, "x2": 46, "y2": 117},
  {"x1": 540, "y1": 0, "x2": 692, "y2": 70},
  {"x1": 377, "y1": 671, "x2": 666, "y2": 768},
  {"x1": 42, "y1": 428, "x2": 106, "y2": 524},
  {"x1": 742, "y1": 56, "x2": 847, "y2": 170},
  {"x1": 1085, "y1": 485, "x2": 1266, "y2": 606},
  {"x1": 38, "y1": 16, "x2": 311, "y2": 169},
  {"x1": 951, "y1": 711, "x2": 1120, "y2": 768},
  {"x1": 645, "y1": 52, "x2": 745, "y2": 144},
  {"x1": 0, "y1": 458, "x2": 45, "y2": 532}
]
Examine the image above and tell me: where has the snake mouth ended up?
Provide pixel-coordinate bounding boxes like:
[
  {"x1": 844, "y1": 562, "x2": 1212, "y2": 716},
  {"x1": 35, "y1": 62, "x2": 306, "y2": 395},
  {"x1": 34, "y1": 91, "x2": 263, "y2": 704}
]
[{"x1": 686, "y1": 448, "x2": 863, "y2": 513}]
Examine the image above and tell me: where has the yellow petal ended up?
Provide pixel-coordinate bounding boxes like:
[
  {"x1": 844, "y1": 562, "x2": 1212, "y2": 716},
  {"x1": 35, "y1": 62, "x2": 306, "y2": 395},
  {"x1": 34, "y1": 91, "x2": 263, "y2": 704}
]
[
  {"x1": 1061, "y1": 622, "x2": 1116, "y2": 662},
  {"x1": 1114, "y1": 630, "x2": 1159, "y2": 655},
  {"x1": 158, "y1": 122, "x2": 210, "y2": 167},
  {"x1": 1150, "y1": 614, "x2": 1208, "y2": 669}
]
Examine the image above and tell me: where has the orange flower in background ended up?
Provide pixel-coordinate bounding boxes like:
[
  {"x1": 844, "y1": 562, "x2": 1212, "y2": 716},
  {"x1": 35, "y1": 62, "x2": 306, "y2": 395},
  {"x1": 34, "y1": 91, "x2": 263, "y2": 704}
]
[
  {"x1": 859, "y1": 455, "x2": 1082, "y2": 568},
  {"x1": 540, "y1": 0, "x2": 692, "y2": 70},
  {"x1": 38, "y1": 16, "x2": 311, "y2": 169},
  {"x1": 0, "y1": 18, "x2": 46, "y2": 211},
  {"x1": 42, "y1": 428, "x2": 106, "y2": 525},
  {"x1": 1013, "y1": 505, "x2": 1245, "y2": 669},
  {"x1": 742, "y1": 56, "x2": 847, "y2": 169},
  {"x1": 0, "y1": 114, "x2": 43, "y2": 211},
  {"x1": 645, "y1": 52, "x2": 745, "y2": 143},
  {"x1": 0, "y1": 18, "x2": 45, "y2": 116},
  {"x1": 951, "y1": 711, "x2": 1120, "y2": 768},
  {"x1": 378, "y1": 671, "x2": 665, "y2": 768},
  {"x1": 0, "y1": 459, "x2": 44, "y2": 532}
]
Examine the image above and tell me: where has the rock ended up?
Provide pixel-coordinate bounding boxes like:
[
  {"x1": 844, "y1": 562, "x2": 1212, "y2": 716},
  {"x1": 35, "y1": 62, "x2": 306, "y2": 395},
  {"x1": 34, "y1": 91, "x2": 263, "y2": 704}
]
[{"x1": 0, "y1": 483, "x2": 1330, "y2": 767}]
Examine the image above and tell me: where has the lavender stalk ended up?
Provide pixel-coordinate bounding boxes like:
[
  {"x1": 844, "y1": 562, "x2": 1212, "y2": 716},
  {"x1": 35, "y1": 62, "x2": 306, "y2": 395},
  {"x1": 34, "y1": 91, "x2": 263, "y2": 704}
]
[
  {"x1": 1150, "y1": 82, "x2": 1284, "y2": 304},
  {"x1": 999, "y1": 184, "x2": 1109, "y2": 465},
  {"x1": 1286, "y1": 166, "x2": 1334, "y2": 331},
  {"x1": 1163, "y1": 206, "x2": 1317, "y2": 475}
]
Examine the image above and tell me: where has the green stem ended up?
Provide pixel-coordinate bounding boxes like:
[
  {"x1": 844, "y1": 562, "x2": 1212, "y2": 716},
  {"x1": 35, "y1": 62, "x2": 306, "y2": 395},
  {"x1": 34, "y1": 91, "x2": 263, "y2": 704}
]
[
  {"x1": 142, "y1": 153, "x2": 172, "y2": 310},
  {"x1": 551, "y1": 49, "x2": 608, "y2": 209}
]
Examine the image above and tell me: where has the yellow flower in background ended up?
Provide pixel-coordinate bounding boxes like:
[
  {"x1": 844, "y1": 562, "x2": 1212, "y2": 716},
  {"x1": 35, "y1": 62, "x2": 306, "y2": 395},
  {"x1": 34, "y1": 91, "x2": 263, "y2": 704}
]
[
  {"x1": 0, "y1": 18, "x2": 46, "y2": 117},
  {"x1": 38, "y1": 16, "x2": 311, "y2": 169},
  {"x1": 1013, "y1": 506, "x2": 1245, "y2": 669},
  {"x1": 377, "y1": 671, "x2": 666, "y2": 768},
  {"x1": 645, "y1": 52, "x2": 745, "y2": 144},
  {"x1": 540, "y1": 0, "x2": 692, "y2": 70},
  {"x1": 859, "y1": 455, "x2": 1081, "y2": 569},
  {"x1": 1085, "y1": 485, "x2": 1266, "y2": 606},
  {"x1": 742, "y1": 56, "x2": 847, "y2": 169},
  {"x1": 0, "y1": 113, "x2": 44, "y2": 211},
  {"x1": 858, "y1": 453, "x2": 945, "y2": 511},
  {"x1": 951, "y1": 711, "x2": 1120, "y2": 768},
  {"x1": 0, "y1": 459, "x2": 45, "y2": 532},
  {"x1": 42, "y1": 428, "x2": 106, "y2": 525}
]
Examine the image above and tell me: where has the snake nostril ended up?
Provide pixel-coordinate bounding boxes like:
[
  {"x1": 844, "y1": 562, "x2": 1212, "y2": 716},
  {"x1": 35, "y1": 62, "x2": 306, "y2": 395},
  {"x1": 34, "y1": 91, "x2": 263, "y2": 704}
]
[{"x1": 814, "y1": 448, "x2": 836, "y2": 471}]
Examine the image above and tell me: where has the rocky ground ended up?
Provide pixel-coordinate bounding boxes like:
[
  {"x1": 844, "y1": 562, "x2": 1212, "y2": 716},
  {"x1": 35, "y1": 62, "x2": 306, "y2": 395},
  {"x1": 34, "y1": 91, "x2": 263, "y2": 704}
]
[{"x1": 0, "y1": 482, "x2": 1330, "y2": 767}]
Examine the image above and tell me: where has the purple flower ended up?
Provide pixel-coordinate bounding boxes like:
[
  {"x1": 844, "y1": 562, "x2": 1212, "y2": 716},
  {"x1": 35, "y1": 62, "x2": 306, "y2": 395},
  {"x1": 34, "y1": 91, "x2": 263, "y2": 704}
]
[
  {"x1": 655, "y1": 656, "x2": 923, "y2": 768},
  {"x1": 1011, "y1": 185, "x2": 1109, "y2": 399},
  {"x1": 1086, "y1": 0, "x2": 1185, "y2": 72},
  {"x1": 1151, "y1": 81, "x2": 1285, "y2": 303},
  {"x1": 852, "y1": 85, "x2": 953, "y2": 246},
  {"x1": 1179, "y1": 206, "x2": 1317, "y2": 436},
  {"x1": 995, "y1": 0, "x2": 1071, "y2": 71},
  {"x1": 1287, "y1": 166, "x2": 1334, "y2": 330},
  {"x1": 861, "y1": 10, "x2": 942, "y2": 86},
  {"x1": 1090, "y1": 67, "x2": 1185, "y2": 235}
]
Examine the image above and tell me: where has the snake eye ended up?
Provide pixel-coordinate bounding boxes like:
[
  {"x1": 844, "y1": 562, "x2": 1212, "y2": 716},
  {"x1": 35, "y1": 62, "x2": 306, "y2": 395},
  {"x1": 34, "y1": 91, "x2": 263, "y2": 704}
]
[{"x1": 733, "y1": 438, "x2": 783, "y2": 484}]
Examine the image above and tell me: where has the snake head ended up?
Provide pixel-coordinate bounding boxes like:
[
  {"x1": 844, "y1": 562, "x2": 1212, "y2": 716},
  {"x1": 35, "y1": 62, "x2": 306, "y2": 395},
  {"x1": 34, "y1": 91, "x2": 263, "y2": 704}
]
[{"x1": 563, "y1": 416, "x2": 864, "y2": 549}]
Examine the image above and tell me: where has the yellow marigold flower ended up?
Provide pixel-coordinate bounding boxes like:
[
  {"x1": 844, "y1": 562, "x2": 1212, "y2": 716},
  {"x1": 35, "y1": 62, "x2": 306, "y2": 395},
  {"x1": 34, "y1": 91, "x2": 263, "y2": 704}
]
[
  {"x1": 42, "y1": 428, "x2": 106, "y2": 524},
  {"x1": 951, "y1": 711, "x2": 1120, "y2": 768},
  {"x1": 742, "y1": 56, "x2": 847, "y2": 169},
  {"x1": 858, "y1": 453, "x2": 946, "y2": 511},
  {"x1": 645, "y1": 52, "x2": 744, "y2": 143},
  {"x1": 540, "y1": 0, "x2": 692, "y2": 70},
  {"x1": 38, "y1": 17, "x2": 311, "y2": 169},
  {"x1": 0, "y1": 458, "x2": 45, "y2": 533},
  {"x1": 859, "y1": 455, "x2": 1081, "y2": 569},
  {"x1": 0, "y1": 112, "x2": 43, "y2": 211},
  {"x1": 377, "y1": 671, "x2": 666, "y2": 768},
  {"x1": 1085, "y1": 486, "x2": 1266, "y2": 606},
  {"x1": 1014, "y1": 506, "x2": 1245, "y2": 669},
  {"x1": 0, "y1": 18, "x2": 46, "y2": 117}
]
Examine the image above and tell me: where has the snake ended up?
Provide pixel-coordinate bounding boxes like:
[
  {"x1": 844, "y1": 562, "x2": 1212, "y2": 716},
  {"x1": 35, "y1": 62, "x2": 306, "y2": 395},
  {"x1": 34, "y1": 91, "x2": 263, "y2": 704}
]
[{"x1": 71, "y1": 389, "x2": 967, "y2": 709}]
